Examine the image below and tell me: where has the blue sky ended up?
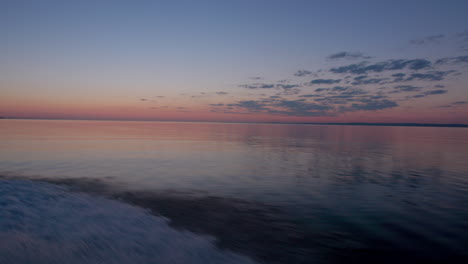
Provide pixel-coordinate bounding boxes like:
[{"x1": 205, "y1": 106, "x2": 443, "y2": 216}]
[{"x1": 1, "y1": 0, "x2": 468, "y2": 123}]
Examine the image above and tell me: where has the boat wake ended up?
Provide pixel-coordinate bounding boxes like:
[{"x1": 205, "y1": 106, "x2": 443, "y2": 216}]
[{"x1": 0, "y1": 179, "x2": 257, "y2": 264}]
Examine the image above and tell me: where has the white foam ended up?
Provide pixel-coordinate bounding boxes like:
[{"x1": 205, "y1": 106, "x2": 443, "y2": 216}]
[{"x1": 0, "y1": 180, "x2": 258, "y2": 264}]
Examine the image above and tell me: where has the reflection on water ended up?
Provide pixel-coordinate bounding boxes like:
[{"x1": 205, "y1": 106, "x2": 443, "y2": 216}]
[{"x1": 1, "y1": 119, "x2": 468, "y2": 263}]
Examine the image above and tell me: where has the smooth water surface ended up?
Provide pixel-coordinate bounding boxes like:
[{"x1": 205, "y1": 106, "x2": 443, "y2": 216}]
[{"x1": 1, "y1": 119, "x2": 467, "y2": 263}]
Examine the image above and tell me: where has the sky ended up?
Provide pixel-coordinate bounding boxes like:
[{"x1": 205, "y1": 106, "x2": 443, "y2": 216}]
[{"x1": 1, "y1": 0, "x2": 468, "y2": 123}]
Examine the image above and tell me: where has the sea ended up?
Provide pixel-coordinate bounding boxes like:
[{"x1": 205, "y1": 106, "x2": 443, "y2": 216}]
[{"x1": 0, "y1": 119, "x2": 467, "y2": 264}]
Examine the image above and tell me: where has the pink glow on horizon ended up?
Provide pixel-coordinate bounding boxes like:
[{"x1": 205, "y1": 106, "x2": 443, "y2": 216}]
[{"x1": 2, "y1": 101, "x2": 467, "y2": 124}]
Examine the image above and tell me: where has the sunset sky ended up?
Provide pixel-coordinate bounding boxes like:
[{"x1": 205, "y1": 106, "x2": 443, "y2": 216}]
[{"x1": 1, "y1": 0, "x2": 468, "y2": 123}]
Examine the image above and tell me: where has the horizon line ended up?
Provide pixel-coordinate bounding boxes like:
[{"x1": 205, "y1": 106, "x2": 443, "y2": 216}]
[{"x1": 1, "y1": 117, "x2": 468, "y2": 128}]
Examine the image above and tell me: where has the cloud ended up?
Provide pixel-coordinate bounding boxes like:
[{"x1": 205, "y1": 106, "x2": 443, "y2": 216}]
[
  {"x1": 230, "y1": 50, "x2": 464, "y2": 118},
  {"x1": 213, "y1": 76, "x2": 433, "y2": 116},
  {"x1": 228, "y1": 100, "x2": 267, "y2": 111},
  {"x1": 340, "y1": 99, "x2": 398, "y2": 112},
  {"x1": 298, "y1": 94, "x2": 322, "y2": 98},
  {"x1": 408, "y1": 89, "x2": 448, "y2": 99},
  {"x1": 276, "y1": 84, "x2": 300, "y2": 89},
  {"x1": 350, "y1": 76, "x2": 388, "y2": 85},
  {"x1": 216, "y1": 92, "x2": 228, "y2": 95},
  {"x1": 370, "y1": 95, "x2": 388, "y2": 100},
  {"x1": 392, "y1": 85, "x2": 422, "y2": 92},
  {"x1": 210, "y1": 109, "x2": 253, "y2": 114},
  {"x1": 239, "y1": 83, "x2": 275, "y2": 89},
  {"x1": 391, "y1": 73, "x2": 406, "y2": 78},
  {"x1": 300, "y1": 87, "x2": 389, "y2": 107},
  {"x1": 353, "y1": 75, "x2": 367, "y2": 81},
  {"x1": 410, "y1": 34, "x2": 445, "y2": 45},
  {"x1": 424, "y1": 89, "x2": 447, "y2": 95},
  {"x1": 268, "y1": 99, "x2": 335, "y2": 116},
  {"x1": 221, "y1": 98, "x2": 334, "y2": 117},
  {"x1": 274, "y1": 100, "x2": 333, "y2": 112},
  {"x1": 267, "y1": 110, "x2": 333, "y2": 117},
  {"x1": 405, "y1": 70, "x2": 454, "y2": 81},
  {"x1": 330, "y1": 59, "x2": 432, "y2": 75},
  {"x1": 331, "y1": 86, "x2": 349, "y2": 91},
  {"x1": 456, "y1": 30, "x2": 468, "y2": 47},
  {"x1": 327, "y1": 51, "x2": 372, "y2": 60},
  {"x1": 314, "y1": 96, "x2": 354, "y2": 104},
  {"x1": 188, "y1": 92, "x2": 213, "y2": 98},
  {"x1": 341, "y1": 89, "x2": 368, "y2": 96},
  {"x1": 282, "y1": 89, "x2": 302, "y2": 96},
  {"x1": 314, "y1": 88, "x2": 329, "y2": 92},
  {"x1": 294, "y1": 70, "x2": 313, "y2": 77},
  {"x1": 239, "y1": 83, "x2": 301, "y2": 92},
  {"x1": 310, "y1": 79, "x2": 341, "y2": 85},
  {"x1": 436, "y1": 101, "x2": 467, "y2": 108},
  {"x1": 435, "y1": 55, "x2": 468, "y2": 65},
  {"x1": 436, "y1": 105, "x2": 452, "y2": 108},
  {"x1": 312, "y1": 88, "x2": 371, "y2": 104},
  {"x1": 458, "y1": 30, "x2": 468, "y2": 39},
  {"x1": 389, "y1": 73, "x2": 407, "y2": 82}
]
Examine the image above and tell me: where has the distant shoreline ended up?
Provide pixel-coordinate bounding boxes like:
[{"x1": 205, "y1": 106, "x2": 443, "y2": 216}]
[{"x1": 2, "y1": 117, "x2": 467, "y2": 128}]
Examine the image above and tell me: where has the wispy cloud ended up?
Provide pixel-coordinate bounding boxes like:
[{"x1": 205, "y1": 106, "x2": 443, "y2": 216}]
[
  {"x1": 330, "y1": 59, "x2": 432, "y2": 75},
  {"x1": 407, "y1": 89, "x2": 448, "y2": 99},
  {"x1": 410, "y1": 34, "x2": 445, "y2": 45},
  {"x1": 331, "y1": 86, "x2": 349, "y2": 91},
  {"x1": 350, "y1": 76, "x2": 388, "y2": 85},
  {"x1": 424, "y1": 89, "x2": 448, "y2": 95},
  {"x1": 405, "y1": 71, "x2": 455, "y2": 81},
  {"x1": 309, "y1": 79, "x2": 341, "y2": 85},
  {"x1": 228, "y1": 100, "x2": 267, "y2": 112},
  {"x1": 436, "y1": 101, "x2": 468, "y2": 108},
  {"x1": 392, "y1": 73, "x2": 406, "y2": 78},
  {"x1": 435, "y1": 55, "x2": 468, "y2": 65},
  {"x1": 327, "y1": 51, "x2": 372, "y2": 60},
  {"x1": 314, "y1": 88, "x2": 329, "y2": 92},
  {"x1": 276, "y1": 84, "x2": 300, "y2": 89},
  {"x1": 294, "y1": 70, "x2": 313, "y2": 77},
  {"x1": 456, "y1": 30, "x2": 468, "y2": 51},
  {"x1": 340, "y1": 99, "x2": 398, "y2": 112},
  {"x1": 239, "y1": 83, "x2": 275, "y2": 89},
  {"x1": 298, "y1": 94, "x2": 322, "y2": 98},
  {"x1": 391, "y1": 85, "x2": 422, "y2": 92}
]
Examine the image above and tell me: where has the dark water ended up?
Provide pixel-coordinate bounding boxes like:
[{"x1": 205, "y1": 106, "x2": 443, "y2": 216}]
[{"x1": 1, "y1": 119, "x2": 467, "y2": 263}]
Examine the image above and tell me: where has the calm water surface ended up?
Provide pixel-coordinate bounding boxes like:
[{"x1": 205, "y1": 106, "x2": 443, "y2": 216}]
[{"x1": 1, "y1": 119, "x2": 467, "y2": 263}]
